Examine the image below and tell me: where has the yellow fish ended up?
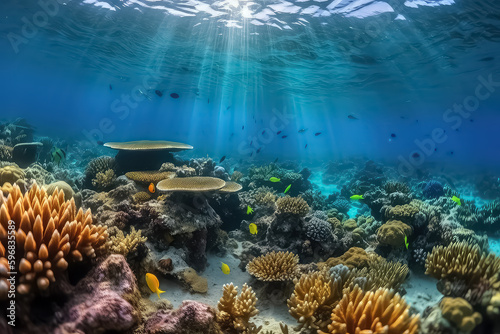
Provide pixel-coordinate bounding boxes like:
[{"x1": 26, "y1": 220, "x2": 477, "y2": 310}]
[
  {"x1": 451, "y1": 196, "x2": 461, "y2": 206},
  {"x1": 247, "y1": 205, "x2": 254, "y2": 215},
  {"x1": 249, "y1": 223, "x2": 258, "y2": 235},
  {"x1": 269, "y1": 177, "x2": 280, "y2": 182},
  {"x1": 145, "y1": 273, "x2": 165, "y2": 299},
  {"x1": 221, "y1": 262, "x2": 230, "y2": 275},
  {"x1": 350, "y1": 195, "x2": 364, "y2": 200}
]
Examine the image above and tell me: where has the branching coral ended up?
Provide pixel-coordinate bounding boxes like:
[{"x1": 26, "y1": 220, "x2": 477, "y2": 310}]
[
  {"x1": 0, "y1": 183, "x2": 108, "y2": 298},
  {"x1": 318, "y1": 285, "x2": 420, "y2": 334},
  {"x1": 276, "y1": 196, "x2": 309, "y2": 217},
  {"x1": 217, "y1": 283, "x2": 259, "y2": 332},
  {"x1": 246, "y1": 251, "x2": 299, "y2": 281},
  {"x1": 109, "y1": 226, "x2": 147, "y2": 257},
  {"x1": 425, "y1": 242, "x2": 500, "y2": 290},
  {"x1": 439, "y1": 297, "x2": 482, "y2": 333},
  {"x1": 92, "y1": 169, "x2": 116, "y2": 190},
  {"x1": 366, "y1": 255, "x2": 409, "y2": 291},
  {"x1": 85, "y1": 156, "x2": 116, "y2": 187}
]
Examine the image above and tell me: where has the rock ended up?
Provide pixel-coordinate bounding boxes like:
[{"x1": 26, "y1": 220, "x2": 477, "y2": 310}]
[{"x1": 178, "y1": 268, "x2": 208, "y2": 294}]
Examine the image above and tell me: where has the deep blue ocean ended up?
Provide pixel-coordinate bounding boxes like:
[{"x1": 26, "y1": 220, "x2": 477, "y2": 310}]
[{"x1": 1, "y1": 0, "x2": 499, "y2": 173}]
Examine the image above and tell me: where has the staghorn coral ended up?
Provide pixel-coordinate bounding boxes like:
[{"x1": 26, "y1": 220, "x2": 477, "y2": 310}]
[
  {"x1": 318, "y1": 285, "x2": 419, "y2": 334},
  {"x1": 0, "y1": 183, "x2": 108, "y2": 298},
  {"x1": 125, "y1": 170, "x2": 176, "y2": 186},
  {"x1": 92, "y1": 169, "x2": 116, "y2": 190},
  {"x1": 109, "y1": 226, "x2": 147, "y2": 257},
  {"x1": 439, "y1": 297, "x2": 482, "y2": 333},
  {"x1": 0, "y1": 163, "x2": 25, "y2": 185},
  {"x1": 246, "y1": 251, "x2": 299, "y2": 281},
  {"x1": 287, "y1": 270, "x2": 342, "y2": 330},
  {"x1": 425, "y1": 242, "x2": 500, "y2": 291},
  {"x1": 276, "y1": 196, "x2": 309, "y2": 217},
  {"x1": 377, "y1": 220, "x2": 412, "y2": 247},
  {"x1": 217, "y1": 283, "x2": 259, "y2": 332}
]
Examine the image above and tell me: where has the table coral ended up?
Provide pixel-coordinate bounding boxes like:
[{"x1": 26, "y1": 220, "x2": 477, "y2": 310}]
[
  {"x1": 377, "y1": 220, "x2": 412, "y2": 247},
  {"x1": 318, "y1": 285, "x2": 419, "y2": 334},
  {"x1": 0, "y1": 183, "x2": 108, "y2": 298},
  {"x1": 440, "y1": 297, "x2": 482, "y2": 333},
  {"x1": 125, "y1": 170, "x2": 176, "y2": 186},
  {"x1": 246, "y1": 251, "x2": 299, "y2": 281}
]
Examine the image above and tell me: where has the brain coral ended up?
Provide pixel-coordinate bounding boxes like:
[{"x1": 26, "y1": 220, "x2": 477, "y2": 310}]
[
  {"x1": 246, "y1": 251, "x2": 299, "y2": 281},
  {"x1": 377, "y1": 220, "x2": 412, "y2": 247},
  {"x1": 440, "y1": 297, "x2": 482, "y2": 333},
  {"x1": 276, "y1": 196, "x2": 309, "y2": 216},
  {"x1": 306, "y1": 217, "x2": 334, "y2": 242},
  {"x1": 0, "y1": 183, "x2": 108, "y2": 298},
  {"x1": 0, "y1": 164, "x2": 25, "y2": 185},
  {"x1": 385, "y1": 204, "x2": 419, "y2": 224},
  {"x1": 318, "y1": 285, "x2": 419, "y2": 334}
]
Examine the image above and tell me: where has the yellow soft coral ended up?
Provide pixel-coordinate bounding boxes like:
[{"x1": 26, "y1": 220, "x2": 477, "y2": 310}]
[
  {"x1": 109, "y1": 226, "x2": 147, "y2": 257},
  {"x1": 0, "y1": 184, "x2": 108, "y2": 298},
  {"x1": 246, "y1": 251, "x2": 299, "y2": 281},
  {"x1": 217, "y1": 283, "x2": 259, "y2": 332}
]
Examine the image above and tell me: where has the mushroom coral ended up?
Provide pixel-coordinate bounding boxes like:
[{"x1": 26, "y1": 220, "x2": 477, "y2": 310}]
[{"x1": 0, "y1": 183, "x2": 108, "y2": 298}]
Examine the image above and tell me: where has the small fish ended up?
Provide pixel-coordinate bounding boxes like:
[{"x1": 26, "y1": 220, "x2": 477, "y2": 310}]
[
  {"x1": 220, "y1": 156, "x2": 226, "y2": 163},
  {"x1": 249, "y1": 223, "x2": 258, "y2": 235},
  {"x1": 277, "y1": 131, "x2": 282, "y2": 135},
  {"x1": 250, "y1": 141, "x2": 253, "y2": 146},
  {"x1": 247, "y1": 205, "x2": 254, "y2": 214},
  {"x1": 145, "y1": 273, "x2": 165, "y2": 299},
  {"x1": 348, "y1": 115, "x2": 358, "y2": 120},
  {"x1": 96, "y1": 140, "x2": 104, "y2": 146},
  {"x1": 51, "y1": 148, "x2": 66, "y2": 166},
  {"x1": 242, "y1": 126, "x2": 245, "y2": 130},
  {"x1": 109, "y1": 84, "x2": 112, "y2": 90},
  {"x1": 170, "y1": 93, "x2": 179, "y2": 99},
  {"x1": 207, "y1": 98, "x2": 210, "y2": 103},
  {"x1": 315, "y1": 132, "x2": 321, "y2": 136},
  {"x1": 256, "y1": 147, "x2": 262, "y2": 154},
  {"x1": 404, "y1": 235, "x2": 409, "y2": 250},
  {"x1": 227, "y1": 106, "x2": 231, "y2": 110},
  {"x1": 149, "y1": 183, "x2": 155, "y2": 194},
  {"x1": 451, "y1": 196, "x2": 462, "y2": 206},
  {"x1": 284, "y1": 184, "x2": 291, "y2": 194},
  {"x1": 274, "y1": 158, "x2": 279, "y2": 163},
  {"x1": 221, "y1": 262, "x2": 230, "y2": 275},
  {"x1": 350, "y1": 195, "x2": 364, "y2": 200},
  {"x1": 298, "y1": 128, "x2": 307, "y2": 133},
  {"x1": 305, "y1": 144, "x2": 308, "y2": 149},
  {"x1": 155, "y1": 90, "x2": 163, "y2": 97},
  {"x1": 391, "y1": 133, "x2": 396, "y2": 138},
  {"x1": 282, "y1": 135, "x2": 287, "y2": 139},
  {"x1": 412, "y1": 152, "x2": 421, "y2": 159},
  {"x1": 269, "y1": 177, "x2": 281, "y2": 182}
]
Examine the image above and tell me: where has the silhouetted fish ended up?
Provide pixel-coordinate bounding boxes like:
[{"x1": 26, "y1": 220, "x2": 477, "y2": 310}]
[
  {"x1": 480, "y1": 57, "x2": 494, "y2": 62},
  {"x1": 391, "y1": 133, "x2": 396, "y2": 138},
  {"x1": 274, "y1": 158, "x2": 279, "y2": 163},
  {"x1": 348, "y1": 115, "x2": 358, "y2": 120},
  {"x1": 208, "y1": 98, "x2": 210, "y2": 103},
  {"x1": 155, "y1": 90, "x2": 163, "y2": 97},
  {"x1": 315, "y1": 132, "x2": 321, "y2": 136},
  {"x1": 170, "y1": 93, "x2": 179, "y2": 98},
  {"x1": 109, "y1": 85, "x2": 112, "y2": 90},
  {"x1": 227, "y1": 106, "x2": 231, "y2": 110},
  {"x1": 220, "y1": 156, "x2": 226, "y2": 163},
  {"x1": 262, "y1": 130, "x2": 265, "y2": 135},
  {"x1": 282, "y1": 135, "x2": 287, "y2": 139},
  {"x1": 305, "y1": 144, "x2": 308, "y2": 148},
  {"x1": 256, "y1": 147, "x2": 262, "y2": 154},
  {"x1": 250, "y1": 141, "x2": 253, "y2": 146},
  {"x1": 242, "y1": 126, "x2": 244, "y2": 130},
  {"x1": 97, "y1": 140, "x2": 104, "y2": 146},
  {"x1": 298, "y1": 128, "x2": 307, "y2": 133},
  {"x1": 277, "y1": 131, "x2": 282, "y2": 135},
  {"x1": 412, "y1": 152, "x2": 421, "y2": 159}
]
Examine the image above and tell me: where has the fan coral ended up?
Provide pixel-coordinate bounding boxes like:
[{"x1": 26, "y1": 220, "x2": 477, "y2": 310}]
[
  {"x1": 287, "y1": 270, "x2": 341, "y2": 330},
  {"x1": 276, "y1": 196, "x2": 309, "y2": 216},
  {"x1": 425, "y1": 242, "x2": 500, "y2": 290},
  {"x1": 318, "y1": 285, "x2": 419, "y2": 334},
  {"x1": 377, "y1": 220, "x2": 412, "y2": 247},
  {"x1": 217, "y1": 283, "x2": 259, "y2": 332},
  {"x1": 109, "y1": 226, "x2": 147, "y2": 257},
  {"x1": 92, "y1": 169, "x2": 116, "y2": 190},
  {"x1": 384, "y1": 181, "x2": 411, "y2": 194},
  {"x1": 385, "y1": 204, "x2": 419, "y2": 224},
  {"x1": 423, "y1": 180, "x2": 445, "y2": 199},
  {"x1": 306, "y1": 217, "x2": 335, "y2": 242},
  {"x1": 0, "y1": 183, "x2": 108, "y2": 298},
  {"x1": 439, "y1": 297, "x2": 482, "y2": 333},
  {"x1": 0, "y1": 164, "x2": 25, "y2": 185},
  {"x1": 246, "y1": 251, "x2": 299, "y2": 281},
  {"x1": 331, "y1": 198, "x2": 350, "y2": 214}
]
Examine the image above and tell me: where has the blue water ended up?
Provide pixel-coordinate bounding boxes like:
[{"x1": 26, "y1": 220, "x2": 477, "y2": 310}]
[{"x1": 1, "y1": 0, "x2": 499, "y2": 174}]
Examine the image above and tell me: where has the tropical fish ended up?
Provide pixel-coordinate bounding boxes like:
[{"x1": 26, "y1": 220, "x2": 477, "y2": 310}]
[
  {"x1": 145, "y1": 273, "x2": 165, "y2": 299},
  {"x1": 249, "y1": 223, "x2": 258, "y2": 235},
  {"x1": 348, "y1": 114, "x2": 358, "y2": 120},
  {"x1": 281, "y1": 135, "x2": 287, "y2": 139},
  {"x1": 350, "y1": 195, "x2": 364, "y2": 200},
  {"x1": 221, "y1": 262, "x2": 230, "y2": 275},
  {"x1": 315, "y1": 132, "x2": 321, "y2": 136},
  {"x1": 155, "y1": 90, "x2": 163, "y2": 97},
  {"x1": 404, "y1": 235, "x2": 409, "y2": 250},
  {"x1": 52, "y1": 148, "x2": 66, "y2": 165},
  {"x1": 412, "y1": 152, "x2": 421, "y2": 159},
  {"x1": 220, "y1": 156, "x2": 226, "y2": 163},
  {"x1": 284, "y1": 184, "x2": 291, "y2": 194},
  {"x1": 277, "y1": 131, "x2": 282, "y2": 135},
  {"x1": 170, "y1": 93, "x2": 179, "y2": 98},
  {"x1": 96, "y1": 140, "x2": 104, "y2": 146},
  {"x1": 247, "y1": 205, "x2": 254, "y2": 214},
  {"x1": 298, "y1": 128, "x2": 307, "y2": 133},
  {"x1": 305, "y1": 144, "x2": 308, "y2": 149},
  {"x1": 269, "y1": 177, "x2": 280, "y2": 182},
  {"x1": 149, "y1": 183, "x2": 155, "y2": 194},
  {"x1": 451, "y1": 196, "x2": 462, "y2": 206}
]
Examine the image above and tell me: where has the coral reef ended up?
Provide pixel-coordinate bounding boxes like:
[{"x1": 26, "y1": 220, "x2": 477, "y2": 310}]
[
  {"x1": 276, "y1": 196, "x2": 309, "y2": 217},
  {"x1": 92, "y1": 168, "x2": 117, "y2": 190},
  {"x1": 217, "y1": 283, "x2": 259, "y2": 332},
  {"x1": 0, "y1": 164, "x2": 25, "y2": 185},
  {"x1": 377, "y1": 220, "x2": 412, "y2": 247},
  {"x1": 125, "y1": 170, "x2": 176, "y2": 186},
  {"x1": 246, "y1": 251, "x2": 299, "y2": 281},
  {"x1": 439, "y1": 297, "x2": 482, "y2": 333},
  {"x1": 109, "y1": 226, "x2": 147, "y2": 257},
  {"x1": 85, "y1": 156, "x2": 116, "y2": 188}
]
